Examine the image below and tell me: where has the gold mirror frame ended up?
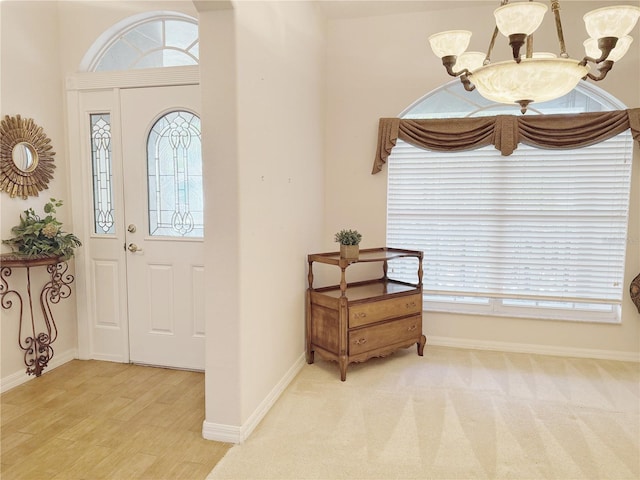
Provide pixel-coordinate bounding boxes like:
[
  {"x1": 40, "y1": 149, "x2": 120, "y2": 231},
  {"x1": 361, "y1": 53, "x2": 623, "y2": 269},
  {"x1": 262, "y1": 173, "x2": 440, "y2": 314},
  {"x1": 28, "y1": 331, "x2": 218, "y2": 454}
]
[{"x1": 0, "y1": 115, "x2": 56, "y2": 199}]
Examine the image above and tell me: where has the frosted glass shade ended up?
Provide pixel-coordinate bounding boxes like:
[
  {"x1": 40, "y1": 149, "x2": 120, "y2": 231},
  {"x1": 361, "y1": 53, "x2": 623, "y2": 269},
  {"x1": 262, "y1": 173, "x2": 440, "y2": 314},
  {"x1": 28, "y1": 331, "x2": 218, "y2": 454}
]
[
  {"x1": 429, "y1": 30, "x2": 472, "y2": 58},
  {"x1": 494, "y1": 2, "x2": 548, "y2": 36},
  {"x1": 583, "y1": 5, "x2": 640, "y2": 39},
  {"x1": 584, "y1": 36, "x2": 633, "y2": 63},
  {"x1": 469, "y1": 58, "x2": 589, "y2": 105},
  {"x1": 455, "y1": 51, "x2": 486, "y2": 73}
]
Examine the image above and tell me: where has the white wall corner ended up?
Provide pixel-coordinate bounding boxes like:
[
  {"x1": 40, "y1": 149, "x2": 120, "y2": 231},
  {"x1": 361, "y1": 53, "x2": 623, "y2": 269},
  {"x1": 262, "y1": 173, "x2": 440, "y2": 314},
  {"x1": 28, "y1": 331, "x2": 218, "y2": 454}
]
[
  {"x1": 427, "y1": 335, "x2": 640, "y2": 363},
  {"x1": 202, "y1": 353, "x2": 306, "y2": 444},
  {"x1": 0, "y1": 348, "x2": 78, "y2": 393}
]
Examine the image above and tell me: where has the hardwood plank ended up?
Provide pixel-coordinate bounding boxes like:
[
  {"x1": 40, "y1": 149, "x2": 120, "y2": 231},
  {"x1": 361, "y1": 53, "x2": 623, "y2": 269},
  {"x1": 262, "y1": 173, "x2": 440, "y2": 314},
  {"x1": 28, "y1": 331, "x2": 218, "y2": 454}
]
[
  {"x1": 50, "y1": 445, "x2": 113, "y2": 480},
  {"x1": 96, "y1": 451, "x2": 158, "y2": 480},
  {"x1": 0, "y1": 360, "x2": 231, "y2": 480}
]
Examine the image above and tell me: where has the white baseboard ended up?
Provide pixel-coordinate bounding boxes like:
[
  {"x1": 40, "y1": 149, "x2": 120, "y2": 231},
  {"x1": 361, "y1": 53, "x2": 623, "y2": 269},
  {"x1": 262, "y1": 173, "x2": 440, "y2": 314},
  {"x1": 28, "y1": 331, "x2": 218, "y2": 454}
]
[
  {"x1": 202, "y1": 353, "x2": 306, "y2": 444},
  {"x1": 1, "y1": 348, "x2": 78, "y2": 393},
  {"x1": 427, "y1": 335, "x2": 640, "y2": 363},
  {"x1": 201, "y1": 421, "x2": 243, "y2": 444}
]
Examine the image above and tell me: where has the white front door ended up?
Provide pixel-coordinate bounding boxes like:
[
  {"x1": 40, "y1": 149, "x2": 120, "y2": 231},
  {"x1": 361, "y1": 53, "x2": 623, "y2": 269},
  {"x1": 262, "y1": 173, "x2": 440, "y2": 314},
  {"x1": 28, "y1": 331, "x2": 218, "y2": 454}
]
[
  {"x1": 73, "y1": 83, "x2": 204, "y2": 370},
  {"x1": 120, "y1": 85, "x2": 204, "y2": 370}
]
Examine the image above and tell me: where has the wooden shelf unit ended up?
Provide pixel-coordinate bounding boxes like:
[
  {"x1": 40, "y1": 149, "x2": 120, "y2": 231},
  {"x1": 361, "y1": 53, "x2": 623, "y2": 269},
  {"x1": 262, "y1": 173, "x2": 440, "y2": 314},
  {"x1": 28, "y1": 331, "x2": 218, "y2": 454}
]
[{"x1": 306, "y1": 247, "x2": 426, "y2": 381}]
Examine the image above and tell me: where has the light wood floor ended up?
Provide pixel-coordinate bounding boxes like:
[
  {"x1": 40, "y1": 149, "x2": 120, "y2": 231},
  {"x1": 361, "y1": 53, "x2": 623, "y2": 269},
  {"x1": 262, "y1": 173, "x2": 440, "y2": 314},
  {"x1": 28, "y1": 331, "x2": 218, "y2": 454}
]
[{"x1": 1, "y1": 360, "x2": 231, "y2": 480}]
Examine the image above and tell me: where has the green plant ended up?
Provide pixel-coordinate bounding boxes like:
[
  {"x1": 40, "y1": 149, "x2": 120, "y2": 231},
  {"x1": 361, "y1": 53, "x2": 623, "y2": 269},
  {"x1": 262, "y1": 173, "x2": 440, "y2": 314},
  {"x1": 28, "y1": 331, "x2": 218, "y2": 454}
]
[
  {"x1": 2, "y1": 198, "x2": 82, "y2": 259},
  {"x1": 334, "y1": 229, "x2": 362, "y2": 246}
]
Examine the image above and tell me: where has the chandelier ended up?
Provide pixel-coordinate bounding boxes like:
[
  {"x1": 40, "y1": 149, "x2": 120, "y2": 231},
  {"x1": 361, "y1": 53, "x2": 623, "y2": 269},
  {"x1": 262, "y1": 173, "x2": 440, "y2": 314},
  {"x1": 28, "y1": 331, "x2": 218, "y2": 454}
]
[{"x1": 428, "y1": 1, "x2": 640, "y2": 113}]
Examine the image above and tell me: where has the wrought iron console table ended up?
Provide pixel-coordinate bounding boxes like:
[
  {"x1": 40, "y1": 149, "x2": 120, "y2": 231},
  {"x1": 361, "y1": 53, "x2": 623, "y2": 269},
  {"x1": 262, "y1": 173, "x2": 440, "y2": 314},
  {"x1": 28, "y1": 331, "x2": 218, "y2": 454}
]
[{"x1": 0, "y1": 253, "x2": 74, "y2": 376}]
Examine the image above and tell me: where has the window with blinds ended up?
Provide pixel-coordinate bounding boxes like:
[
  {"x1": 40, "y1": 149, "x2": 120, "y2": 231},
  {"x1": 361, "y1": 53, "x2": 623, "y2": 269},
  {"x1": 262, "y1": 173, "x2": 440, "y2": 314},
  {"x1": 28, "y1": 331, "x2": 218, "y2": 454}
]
[{"x1": 386, "y1": 132, "x2": 633, "y2": 323}]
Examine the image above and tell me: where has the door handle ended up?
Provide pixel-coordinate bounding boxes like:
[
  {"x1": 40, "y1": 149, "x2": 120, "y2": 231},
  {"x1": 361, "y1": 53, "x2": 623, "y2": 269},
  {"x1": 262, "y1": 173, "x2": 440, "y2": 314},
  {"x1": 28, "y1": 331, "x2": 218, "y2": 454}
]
[{"x1": 127, "y1": 243, "x2": 143, "y2": 253}]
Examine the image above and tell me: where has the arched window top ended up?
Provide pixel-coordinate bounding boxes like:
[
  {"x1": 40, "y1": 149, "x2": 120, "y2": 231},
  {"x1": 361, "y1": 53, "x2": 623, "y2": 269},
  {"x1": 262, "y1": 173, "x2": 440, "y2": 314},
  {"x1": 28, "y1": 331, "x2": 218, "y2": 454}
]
[
  {"x1": 81, "y1": 12, "x2": 198, "y2": 72},
  {"x1": 147, "y1": 110, "x2": 203, "y2": 238},
  {"x1": 401, "y1": 80, "x2": 626, "y2": 119}
]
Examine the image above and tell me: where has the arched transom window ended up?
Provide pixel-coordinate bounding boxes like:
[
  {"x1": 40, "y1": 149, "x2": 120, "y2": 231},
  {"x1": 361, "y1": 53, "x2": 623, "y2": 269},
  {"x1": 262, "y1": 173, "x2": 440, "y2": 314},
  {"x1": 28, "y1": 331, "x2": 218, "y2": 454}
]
[{"x1": 83, "y1": 12, "x2": 198, "y2": 72}]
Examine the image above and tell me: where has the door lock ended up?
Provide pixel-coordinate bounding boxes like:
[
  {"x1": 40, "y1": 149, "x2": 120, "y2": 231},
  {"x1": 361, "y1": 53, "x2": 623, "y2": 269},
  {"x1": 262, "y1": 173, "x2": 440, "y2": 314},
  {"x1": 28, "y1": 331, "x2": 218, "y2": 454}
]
[
  {"x1": 127, "y1": 243, "x2": 143, "y2": 253},
  {"x1": 127, "y1": 224, "x2": 137, "y2": 233}
]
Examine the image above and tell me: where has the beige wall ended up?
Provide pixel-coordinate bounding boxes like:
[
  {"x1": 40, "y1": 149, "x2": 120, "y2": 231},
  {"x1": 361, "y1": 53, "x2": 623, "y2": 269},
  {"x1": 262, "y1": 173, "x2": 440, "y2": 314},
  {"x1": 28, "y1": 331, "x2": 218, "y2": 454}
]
[
  {"x1": 324, "y1": 1, "x2": 640, "y2": 359},
  {"x1": 234, "y1": 0, "x2": 325, "y2": 422},
  {"x1": 199, "y1": 0, "x2": 326, "y2": 432},
  {"x1": 0, "y1": 1, "x2": 77, "y2": 383}
]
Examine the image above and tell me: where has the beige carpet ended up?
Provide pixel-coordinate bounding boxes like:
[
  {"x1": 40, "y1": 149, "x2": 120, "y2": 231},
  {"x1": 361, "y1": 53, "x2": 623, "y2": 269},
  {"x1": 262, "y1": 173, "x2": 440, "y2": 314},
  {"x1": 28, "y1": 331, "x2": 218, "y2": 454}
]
[{"x1": 208, "y1": 346, "x2": 639, "y2": 480}]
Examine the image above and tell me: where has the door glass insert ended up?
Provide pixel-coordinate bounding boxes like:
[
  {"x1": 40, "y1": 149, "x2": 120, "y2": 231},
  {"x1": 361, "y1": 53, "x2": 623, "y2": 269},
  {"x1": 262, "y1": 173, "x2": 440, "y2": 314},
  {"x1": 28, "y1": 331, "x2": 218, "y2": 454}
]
[
  {"x1": 90, "y1": 113, "x2": 115, "y2": 235},
  {"x1": 147, "y1": 110, "x2": 203, "y2": 237}
]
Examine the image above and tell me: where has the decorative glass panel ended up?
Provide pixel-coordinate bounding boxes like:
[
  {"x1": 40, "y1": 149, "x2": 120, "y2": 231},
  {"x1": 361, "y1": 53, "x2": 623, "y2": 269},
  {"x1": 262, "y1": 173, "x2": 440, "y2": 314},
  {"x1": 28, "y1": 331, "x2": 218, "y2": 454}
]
[
  {"x1": 90, "y1": 114, "x2": 115, "y2": 235},
  {"x1": 147, "y1": 111, "x2": 203, "y2": 238}
]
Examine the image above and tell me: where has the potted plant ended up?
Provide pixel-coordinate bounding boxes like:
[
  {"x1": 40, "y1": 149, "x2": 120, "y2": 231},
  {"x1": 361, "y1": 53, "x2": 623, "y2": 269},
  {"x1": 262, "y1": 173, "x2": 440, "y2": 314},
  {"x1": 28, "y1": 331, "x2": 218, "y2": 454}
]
[
  {"x1": 2, "y1": 198, "x2": 82, "y2": 260},
  {"x1": 334, "y1": 229, "x2": 362, "y2": 259}
]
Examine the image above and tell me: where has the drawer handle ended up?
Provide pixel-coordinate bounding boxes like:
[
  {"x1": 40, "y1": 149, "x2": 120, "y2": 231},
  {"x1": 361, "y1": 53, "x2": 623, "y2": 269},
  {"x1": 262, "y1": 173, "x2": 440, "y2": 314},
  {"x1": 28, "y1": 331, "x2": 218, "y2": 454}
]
[
  {"x1": 353, "y1": 312, "x2": 367, "y2": 319},
  {"x1": 354, "y1": 338, "x2": 367, "y2": 345},
  {"x1": 407, "y1": 324, "x2": 417, "y2": 332},
  {"x1": 406, "y1": 301, "x2": 416, "y2": 308}
]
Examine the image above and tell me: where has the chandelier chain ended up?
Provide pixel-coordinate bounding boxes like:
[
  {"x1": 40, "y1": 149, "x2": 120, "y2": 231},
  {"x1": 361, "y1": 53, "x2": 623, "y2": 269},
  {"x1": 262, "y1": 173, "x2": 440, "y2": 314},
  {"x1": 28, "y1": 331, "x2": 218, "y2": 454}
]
[{"x1": 551, "y1": 1, "x2": 568, "y2": 58}]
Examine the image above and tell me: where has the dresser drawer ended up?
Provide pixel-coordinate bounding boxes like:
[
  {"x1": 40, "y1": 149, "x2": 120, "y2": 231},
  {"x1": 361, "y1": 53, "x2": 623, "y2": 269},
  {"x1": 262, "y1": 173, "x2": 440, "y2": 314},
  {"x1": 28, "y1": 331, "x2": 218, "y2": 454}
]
[
  {"x1": 349, "y1": 315, "x2": 421, "y2": 356},
  {"x1": 349, "y1": 293, "x2": 421, "y2": 328}
]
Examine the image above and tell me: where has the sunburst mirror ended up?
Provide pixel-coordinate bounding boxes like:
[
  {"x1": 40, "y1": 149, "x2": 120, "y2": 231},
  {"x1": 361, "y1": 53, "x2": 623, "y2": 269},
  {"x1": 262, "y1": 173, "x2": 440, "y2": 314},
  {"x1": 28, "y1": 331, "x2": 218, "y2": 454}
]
[{"x1": 0, "y1": 115, "x2": 56, "y2": 199}]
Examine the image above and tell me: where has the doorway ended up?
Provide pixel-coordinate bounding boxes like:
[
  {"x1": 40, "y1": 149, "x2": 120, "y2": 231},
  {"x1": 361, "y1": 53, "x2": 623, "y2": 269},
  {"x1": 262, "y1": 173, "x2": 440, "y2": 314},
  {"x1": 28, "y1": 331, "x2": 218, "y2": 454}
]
[{"x1": 68, "y1": 79, "x2": 204, "y2": 370}]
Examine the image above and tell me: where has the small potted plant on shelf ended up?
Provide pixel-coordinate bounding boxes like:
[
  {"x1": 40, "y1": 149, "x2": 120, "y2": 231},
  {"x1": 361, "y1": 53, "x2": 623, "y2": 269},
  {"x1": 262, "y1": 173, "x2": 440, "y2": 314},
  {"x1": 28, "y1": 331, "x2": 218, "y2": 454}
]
[
  {"x1": 2, "y1": 198, "x2": 82, "y2": 260},
  {"x1": 334, "y1": 229, "x2": 362, "y2": 259}
]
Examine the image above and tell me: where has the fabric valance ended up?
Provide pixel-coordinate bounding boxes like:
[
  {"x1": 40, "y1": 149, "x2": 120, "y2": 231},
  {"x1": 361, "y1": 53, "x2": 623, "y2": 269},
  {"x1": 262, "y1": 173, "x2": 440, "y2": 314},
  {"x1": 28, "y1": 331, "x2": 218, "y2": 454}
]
[{"x1": 372, "y1": 108, "x2": 640, "y2": 174}]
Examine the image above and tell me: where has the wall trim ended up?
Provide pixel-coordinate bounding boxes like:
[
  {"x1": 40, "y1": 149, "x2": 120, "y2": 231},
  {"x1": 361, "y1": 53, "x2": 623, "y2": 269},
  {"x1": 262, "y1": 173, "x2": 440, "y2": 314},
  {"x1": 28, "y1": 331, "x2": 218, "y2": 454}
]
[
  {"x1": 202, "y1": 353, "x2": 306, "y2": 444},
  {"x1": 428, "y1": 335, "x2": 640, "y2": 363},
  {"x1": 66, "y1": 65, "x2": 199, "y2": 91},
  {"x1": 0, "y1": 348, "x2": 78, "y2": 393}
]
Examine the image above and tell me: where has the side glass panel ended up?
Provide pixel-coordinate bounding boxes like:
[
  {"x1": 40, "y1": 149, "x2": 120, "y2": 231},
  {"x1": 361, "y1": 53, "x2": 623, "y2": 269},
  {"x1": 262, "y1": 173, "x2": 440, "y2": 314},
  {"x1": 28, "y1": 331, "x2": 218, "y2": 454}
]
[
  {"x1": 147, "y1": 111, "x2": 203, "y2": 238},
  {"x1": 90, "y1": 113, "x2": 115, "y2": 235}
]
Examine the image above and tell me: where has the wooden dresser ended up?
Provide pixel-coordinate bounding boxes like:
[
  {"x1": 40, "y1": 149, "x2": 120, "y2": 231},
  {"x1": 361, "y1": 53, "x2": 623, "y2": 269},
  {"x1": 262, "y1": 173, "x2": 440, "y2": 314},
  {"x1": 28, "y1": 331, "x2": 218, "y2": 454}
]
[{"x1": 306, "y1": 247, "x2": 426, "y2": 381}]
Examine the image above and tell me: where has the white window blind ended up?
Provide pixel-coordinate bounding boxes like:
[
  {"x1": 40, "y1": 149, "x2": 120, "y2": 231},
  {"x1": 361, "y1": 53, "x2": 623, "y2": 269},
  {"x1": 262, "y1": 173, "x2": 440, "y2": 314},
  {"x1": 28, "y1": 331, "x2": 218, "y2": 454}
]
[{"x1": 386, "y1": 132, "x2": 633, "y2": 323}]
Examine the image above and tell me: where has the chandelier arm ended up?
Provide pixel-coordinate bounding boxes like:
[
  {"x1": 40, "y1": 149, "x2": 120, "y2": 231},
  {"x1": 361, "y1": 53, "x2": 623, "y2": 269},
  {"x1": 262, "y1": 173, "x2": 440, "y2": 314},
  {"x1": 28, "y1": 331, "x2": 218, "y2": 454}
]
[
  {"x1": 487, "y1": 0, "x2": 510, "y2": 62},
  {"x1": 485, "y1": 25, "x2": 500, "y2": 65},
  {"x1": 580, "y1": 38, "x2": 617, "y2": 67},
  {"x1": 441, "y1": 56, "x2": 471, "y2": 78},
  {"x1": 579, "y1": 56, "x2": 596, "y2": 67},
  {"x1": 525, "y1": 0, "x2": 535, "y2": 58},
  {"x1": 584, "y1": 60, "x2": 614, "y2": 82},
  {"x1": 460, "y1": 74, "x2": 476, "y2": 92},
  {"x1": 526, "y1": 34, "x2": 533, "y2": 59},
  {"x1": 588, "y1": 37, "x2": 618, "y2": 64},
  {"x1": 551, "y1": 0, "x2": 568, "y2": 58}
]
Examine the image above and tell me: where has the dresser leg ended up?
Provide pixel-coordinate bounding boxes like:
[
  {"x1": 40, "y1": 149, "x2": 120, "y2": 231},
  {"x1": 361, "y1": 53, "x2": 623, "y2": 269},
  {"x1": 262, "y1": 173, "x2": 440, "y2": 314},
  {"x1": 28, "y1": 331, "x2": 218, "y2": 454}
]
[
  {"x1": 339, "y1": 355, "x2": 348, "y2": 381},
  {"x1": 417, "y1": 335, "x2": 426, "y2": 356},
  {"x1": 306, "y1": 349, "x2": 314, "y2": 364}
]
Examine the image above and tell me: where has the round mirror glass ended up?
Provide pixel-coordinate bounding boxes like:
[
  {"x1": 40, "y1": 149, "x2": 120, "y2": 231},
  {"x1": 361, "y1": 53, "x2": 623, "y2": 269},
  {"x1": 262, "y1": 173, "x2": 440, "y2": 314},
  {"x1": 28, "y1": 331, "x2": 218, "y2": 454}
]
[{"x1": 12, "y1": 142, "x2": 38, "y2": 172}]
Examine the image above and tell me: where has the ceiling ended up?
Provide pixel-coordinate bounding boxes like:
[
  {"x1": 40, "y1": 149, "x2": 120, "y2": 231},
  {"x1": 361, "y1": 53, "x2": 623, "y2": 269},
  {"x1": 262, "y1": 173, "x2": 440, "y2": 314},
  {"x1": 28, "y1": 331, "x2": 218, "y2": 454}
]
[
  {"x1": 316, "y1": 1, "x2": 496, "y2": 19},
  {"x1": 315, "y1": 0, "x2": 632, "y2": 20}
]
